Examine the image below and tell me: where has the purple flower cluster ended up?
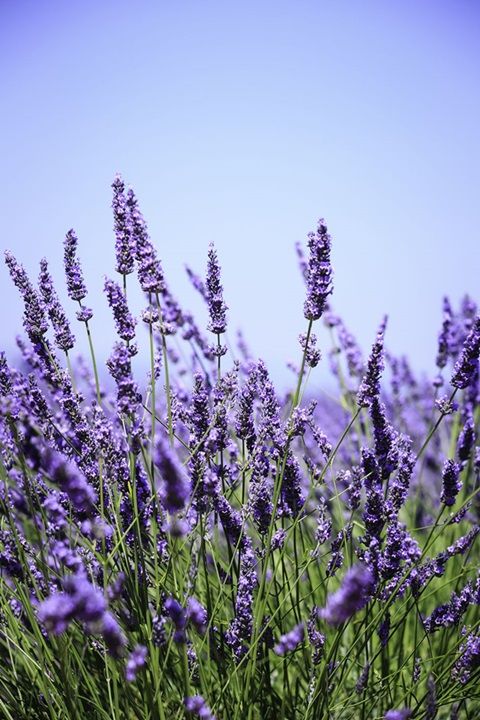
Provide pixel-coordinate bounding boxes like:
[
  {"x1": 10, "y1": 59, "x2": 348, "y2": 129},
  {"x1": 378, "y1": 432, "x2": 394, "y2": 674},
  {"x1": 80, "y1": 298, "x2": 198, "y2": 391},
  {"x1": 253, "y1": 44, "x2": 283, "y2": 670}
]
[
  {"x1": 320, "y1": 564, "x2": 375, "y2": 626},
  {"x1": 38, "y1": 573, "x2": 126, "y2": 656}
]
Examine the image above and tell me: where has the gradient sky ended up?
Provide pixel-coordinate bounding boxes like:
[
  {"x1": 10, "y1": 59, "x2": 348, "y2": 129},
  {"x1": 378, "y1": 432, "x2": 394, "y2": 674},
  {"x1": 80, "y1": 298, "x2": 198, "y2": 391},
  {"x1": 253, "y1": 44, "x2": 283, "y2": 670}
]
[{"x1": 1, "y1": 0, "x2": 479, "y2": 386}]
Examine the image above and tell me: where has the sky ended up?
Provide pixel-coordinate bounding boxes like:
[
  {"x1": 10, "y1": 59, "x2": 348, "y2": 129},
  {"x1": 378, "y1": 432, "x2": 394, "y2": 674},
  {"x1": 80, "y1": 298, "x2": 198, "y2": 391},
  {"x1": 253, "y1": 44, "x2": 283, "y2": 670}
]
[{"x1": 1, "y1": 0, "x2": 479, "y2": 387}]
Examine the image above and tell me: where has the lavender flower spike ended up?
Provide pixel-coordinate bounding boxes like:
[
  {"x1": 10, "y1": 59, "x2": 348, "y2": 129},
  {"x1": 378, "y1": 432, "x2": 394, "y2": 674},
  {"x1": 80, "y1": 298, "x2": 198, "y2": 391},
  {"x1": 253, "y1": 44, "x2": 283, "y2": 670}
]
[
  {"x1": 38, "y1": 258, "x2": 76, "y2": 352},
  {"x1": 450, "y1": 316, "x2": 480, "y2": 389},
  {"x1": 440, "y1": 459, "x2": 462, "y2": 506},
  {"x1": 320, "y1": 564, "x2": 374, "y2": 626},
  {"x1": 357, "y1": 316, "x2": 388, "y2": 407},
  {"x1": 206, "y1": 243, "x2": 227, "y2": 335},
  {"x1": 125, "y1": 645, "x2": 147, "y2": 682},
  {"x1": 384, "y1": 710, "x2": 412, "y2": 720},
  {"x1": 303, "y1": 218, "x2": 333, "y2": 321},
  {"x1": 127, "y1": 188, "x2": 165, "y2": 294},
  {"x1": 185, "y1": 695, "x2": 216, "y2": 719},
  {"x1": 104, "y1": 277, "x2": 137, "y2": 343},
  {"x1": 274, "y1": 623, "x2": 304, "y2": 656},
  {"x1": 112, "y1": 174, "x2": 135, "y2": 276},
  {"x1": 154, "y1": 435, "x2": 190, "y2": 515},
  {"x1": 64, "y1": 229, "x2": 88, "y2": 301}
]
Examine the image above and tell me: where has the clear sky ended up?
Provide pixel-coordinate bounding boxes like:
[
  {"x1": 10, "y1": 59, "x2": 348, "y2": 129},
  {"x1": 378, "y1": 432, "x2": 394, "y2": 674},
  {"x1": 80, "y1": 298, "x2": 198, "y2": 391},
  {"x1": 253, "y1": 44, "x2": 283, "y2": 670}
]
[{"x1": 1, "y1": 0, "x2": 479, "y2": 385}]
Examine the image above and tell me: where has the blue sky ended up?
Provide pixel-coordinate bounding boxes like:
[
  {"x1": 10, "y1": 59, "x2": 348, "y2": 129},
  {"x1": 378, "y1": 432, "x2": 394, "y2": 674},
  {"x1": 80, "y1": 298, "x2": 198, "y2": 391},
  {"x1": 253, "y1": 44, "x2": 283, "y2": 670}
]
[{"x1": 1, "y1": 0, "x2": 479, "y2": 385}]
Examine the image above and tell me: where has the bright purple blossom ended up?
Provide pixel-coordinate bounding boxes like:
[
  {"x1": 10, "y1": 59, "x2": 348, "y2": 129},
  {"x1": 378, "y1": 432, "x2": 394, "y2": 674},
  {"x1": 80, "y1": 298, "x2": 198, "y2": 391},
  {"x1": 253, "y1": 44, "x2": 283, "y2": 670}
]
[{"x1": 357, "y1": 317, "x2": 387, "y2": 407}]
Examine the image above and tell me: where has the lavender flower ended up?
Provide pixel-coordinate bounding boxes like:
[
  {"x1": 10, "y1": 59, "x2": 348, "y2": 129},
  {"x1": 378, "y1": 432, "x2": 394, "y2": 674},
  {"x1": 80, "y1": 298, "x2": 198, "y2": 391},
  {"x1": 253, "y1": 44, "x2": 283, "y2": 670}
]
[
  {"x1": 125, "y1": 645, "x2": 147, "y2": 682},
  {"x1": 206, "y1": 243, "x2": 227, "y2": 335},
  {"x1": 452, "y1": 632, "x2": 480, "y2": 684},
  {"x1": 186, "y1": 597, "x2": 207, "y2": 635},
  {"x1": 127, "y1": 188, "x2": 165, "y2": 293},
  {"x1": 357, "y1": 317, "x2": 387, "y2": 407},
  {"x1": 104, "y1": 277, "x2": 137, "y2": 343},
  {"x1": 274, "y1": 623, "x2": 304, "y2": 656},
  {"x1": 38, "y1": 258, "x2": 75, "y2": 352},
  {"x1": 384, "y1": 711, "x2": 412, "y2": 720},
  {"x1": 165, "y1": 597, "x2": 187, "y2": 643},
  {"x1": 5, "y1": 251, "x2": 48, "y2": 340},
  {"x1": 112, "y1": 174, "x2": 135, "y2": 276},
  {"x1": 38, "y1": 573, "x2": 126, "y2": 656},
  {"x1": 303, "y1": 218, "x2": 333, "y2": 321},
  {"x1": 106, "y1": 342, "x2": 141, "y2": 414},
  {"x1": 441, "y1": 459, "x2": 462, "y2": 506},
  {"x1": 64, "y1": 229, "x2": 88, "y2": 301},
  {"x1": 225, "y1": 544, "x2": 256, "y2": 660},
  {"x1": 307, "y1": 608, "x2": 325, "y2": 664},
  {"x1": 450, "y1": 316, "x2": 480, "y2": 389},
  {"x1": 185, "y1": 695, "x2": 215, "y2": 719},
  {"x1": 299, "y1": 332, "x2": 321, "y2": 367},
  {"x1": 154, "y1": 435, "x2": 190, "y2": 516},
  {"x1": 320, "y1": 564, "x2": 374, "y2": 626},
  {"x1": 355, "y1": 662, "x2": 370, "y2": 694},
  {"x1": 457, "y1": 412, "x2": 475, "y2": 464}
]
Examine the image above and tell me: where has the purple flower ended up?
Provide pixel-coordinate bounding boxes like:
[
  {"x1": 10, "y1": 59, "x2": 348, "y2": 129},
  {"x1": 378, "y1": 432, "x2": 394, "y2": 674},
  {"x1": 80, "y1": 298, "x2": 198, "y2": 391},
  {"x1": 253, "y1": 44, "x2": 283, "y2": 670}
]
[
  {"x1": 5, "y1": 251, "x2": 49, "y2": 340},
  {"x1": 440, "y1": 459, "x2": 462, "y2": 506},
  {"x1": 125, "y1": 645, "x2": 147, "y2": 682},
  {"x1": 457, "y1": 412, "x2": 475, "y2": 464},
  {"x1": 64, "y1": 229, "x2": 88, "y2": 301},
  {"x1": 38, "y1": 258, "x2": 75, "y2": 352},
  {"x1": 206, "y1": 243, "x2": 227, "y2": 335},
  {"x1": 303, "y1": 218, "x2": 333, "y2": 321},
  {"x1": 154, "y1": 435, "x2": 190, "y2": 515},
  {"x1": 299, "y1": 332, "x2": 321, "y2": 367},
  {"x1": 165, "y1": 597, "x2": 187, "y2": 643},
  {"x1": 355, "y1": 662, "x2": 370, "y2": 694},
  {"x1": 361, "y1": 448, "x2": 385, "y2": 540},
  {"x1": 186, "y1": 597, "x2": 207, "y2": 635},
  {"x1": 357, "y1": 317, "x2": 387, "y2": 407},
  {"x1": 184, "y1": 695, "x2": 215, "y2": 719},
  {"x1": 104, "y1": 277, "x2": 137, "y2": 343},
  {"x1": 307, "y1": 608, "x2": 325, "y2": 664},
  {"x1": 274, "y1": 623, "x2": 304, "y2": 656},
  {"x1": 436, "y1": 296, "x2": 454, "y2": 370},
  {"x1": 127, "y1": 188, "x2": 165, "y2": 293},
  {"x1": 320, "y1": 564, "x2": 375, "y2": 626},
  {"x1": 384, "y1": 710, "x2": 412, "y2": 720},
  {"x1": 106, "y1": 342, "x2": 141, "y2": 414},
  {"x1": 38, "y1": 573, "x2": 126, "y2": 656},
  {"x1": 452, "y1": 632, "x2": 480, "y2": 684},
  {"x1": 451, "y1": 316, "x2": 480, "y2": 389},
  {"x1": 225, "y1": 544, "x2": 256, "y2": 660},
  {"x1": 112, "y1": 174, "x2": 135, "y2": 276}
]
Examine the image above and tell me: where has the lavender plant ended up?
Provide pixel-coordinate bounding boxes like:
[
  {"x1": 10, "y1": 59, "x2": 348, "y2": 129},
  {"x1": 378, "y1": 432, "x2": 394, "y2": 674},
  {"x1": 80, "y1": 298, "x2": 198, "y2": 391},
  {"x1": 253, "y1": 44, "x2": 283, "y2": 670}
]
[{"x1": 0, "y1": 183, "x2": 479, "y2": 720}]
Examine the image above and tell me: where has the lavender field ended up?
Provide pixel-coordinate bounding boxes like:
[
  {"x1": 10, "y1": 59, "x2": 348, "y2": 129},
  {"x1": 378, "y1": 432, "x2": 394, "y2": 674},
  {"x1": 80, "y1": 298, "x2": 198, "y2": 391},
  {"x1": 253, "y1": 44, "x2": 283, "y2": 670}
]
[{"x1": 0, "y1": 177, "x2": 479, "y2": 719}]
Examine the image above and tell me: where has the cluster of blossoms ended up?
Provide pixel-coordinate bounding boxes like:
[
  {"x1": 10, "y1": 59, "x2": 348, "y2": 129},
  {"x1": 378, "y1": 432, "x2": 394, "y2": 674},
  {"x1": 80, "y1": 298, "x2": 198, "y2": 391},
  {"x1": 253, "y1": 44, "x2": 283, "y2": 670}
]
[{"x1": 0, "y1": 178, "x2": 479, "y2": 718}]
